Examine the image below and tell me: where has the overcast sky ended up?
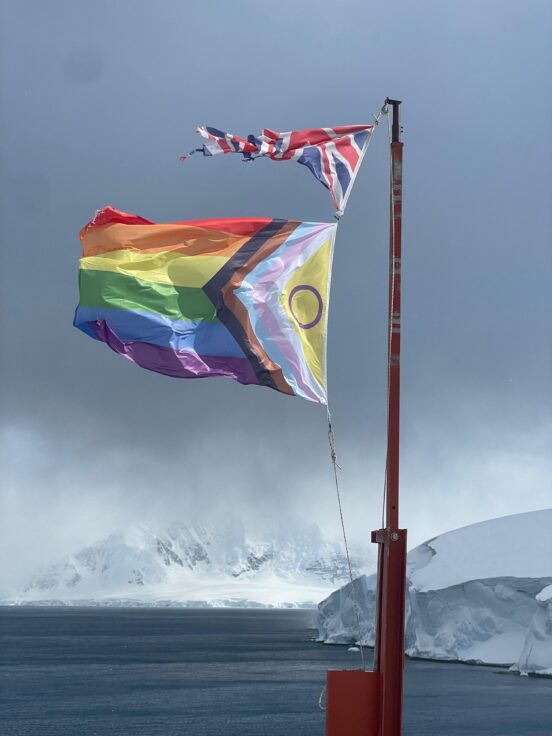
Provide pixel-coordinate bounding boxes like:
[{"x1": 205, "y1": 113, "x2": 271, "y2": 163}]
[{"x1": 1, "y1": 0, "x2": 551, "y2": 589}]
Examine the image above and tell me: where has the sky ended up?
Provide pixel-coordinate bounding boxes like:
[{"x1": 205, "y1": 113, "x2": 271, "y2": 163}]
[{"x1": 1, "y1": 0, "x2": 551, "y2": 590}]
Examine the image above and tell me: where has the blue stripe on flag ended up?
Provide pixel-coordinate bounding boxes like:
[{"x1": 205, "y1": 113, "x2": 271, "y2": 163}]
[
  {"x1": 333, "y1": 154, "x2": 351, "y2": 200},
  {"x1": 297, "y1": 148, "x2": 330, "y2": 192},
  {"x1": 74, "y1": 306, "x2": 246, "y2": 357},
  {"x1": 206, "y1": 126, "x2": 226, "y2": 137},
  {"x1": 353, "y1": 131, "x2": 369, "y2": 149}
]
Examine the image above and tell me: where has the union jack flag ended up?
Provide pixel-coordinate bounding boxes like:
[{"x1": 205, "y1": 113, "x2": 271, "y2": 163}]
[{"x1": 183, "y1": 124, "x2": 375, "y2": 216}]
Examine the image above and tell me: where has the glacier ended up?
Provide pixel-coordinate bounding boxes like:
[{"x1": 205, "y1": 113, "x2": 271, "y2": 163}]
[
  {"x1": 4, "y1": 519, "x2": 372, "y2": 609},
  {"x1": 515, "y1": 584, "x2": 552, "y2": 676},
  {"x1": 318, "y1": 510, "x2": 552, "y2": 675}
]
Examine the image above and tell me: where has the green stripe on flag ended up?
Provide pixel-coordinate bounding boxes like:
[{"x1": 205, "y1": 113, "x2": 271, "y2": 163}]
[{"x1": 78, "y1": 268, "x2": 218, "y2": 323}]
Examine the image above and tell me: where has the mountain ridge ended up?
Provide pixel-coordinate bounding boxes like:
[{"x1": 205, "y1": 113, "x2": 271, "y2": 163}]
[{"x1": 7, "y1": 519, "x2": 372, "y2": 608}]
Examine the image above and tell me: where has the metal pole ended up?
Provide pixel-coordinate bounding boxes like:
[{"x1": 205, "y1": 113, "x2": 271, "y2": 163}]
[
  {"x1": 371, "y1": 98, "x2": 407, "y2": 736},
  {"x1": 386, "y1": 99, "x2": 402, "y2": 530}
]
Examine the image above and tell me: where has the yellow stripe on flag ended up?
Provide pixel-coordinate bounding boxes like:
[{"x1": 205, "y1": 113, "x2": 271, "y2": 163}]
[
  {"x1": 79, "y1": 249, "x2": 228, "y2": 289},
  {"x1": 280, "y1": 236, "x2": 333, "y2": 391}
]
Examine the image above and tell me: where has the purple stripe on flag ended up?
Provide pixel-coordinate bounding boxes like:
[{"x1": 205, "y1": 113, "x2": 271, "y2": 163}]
[{"x1": 91, "y1": 320, "x2": 260, "y2": 385}]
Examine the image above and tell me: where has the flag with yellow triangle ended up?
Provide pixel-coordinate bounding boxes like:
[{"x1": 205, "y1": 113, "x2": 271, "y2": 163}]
[{"x1": 75, "y1": 207, "x2": 336, "y2": 403}]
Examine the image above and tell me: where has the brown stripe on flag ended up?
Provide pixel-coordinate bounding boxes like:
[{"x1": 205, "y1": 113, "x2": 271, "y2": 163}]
[{"x1": 221, "y1": 221, "x2": 298, "y2": 395}]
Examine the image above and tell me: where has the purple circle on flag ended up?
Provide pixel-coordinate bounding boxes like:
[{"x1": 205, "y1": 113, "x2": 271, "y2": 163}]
[{"x1": 288, "y1": 285, "x2": 323, "y2": 330}]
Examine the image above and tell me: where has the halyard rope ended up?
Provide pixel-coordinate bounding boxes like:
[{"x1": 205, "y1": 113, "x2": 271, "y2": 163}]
[
  {"x1": 318, "y1": 685, "x2": 327, "y2": 710},
  {"x1": 326, "y1": 407, "x2": 366, "y2": 670}
]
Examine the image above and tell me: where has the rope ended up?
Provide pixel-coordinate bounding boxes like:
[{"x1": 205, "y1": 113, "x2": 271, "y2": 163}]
[
  {"x1": 318, "y1": 685, "x2": 326, "y2": 710},
  {"x1": 326, "y1": 407, "x2": 366, "y2": 671}
]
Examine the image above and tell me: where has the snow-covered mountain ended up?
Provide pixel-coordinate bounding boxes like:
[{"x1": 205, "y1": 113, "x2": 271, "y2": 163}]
[
  {"x1": 7, "y1": 519, "x2": 371, "y2": 608},
  {"x1": 318, "y1": 509, "x2": 552, "y2": 675}
]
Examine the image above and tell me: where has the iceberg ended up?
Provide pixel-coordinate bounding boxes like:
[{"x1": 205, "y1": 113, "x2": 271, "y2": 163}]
[
  {"x1": 318, "y1": 510, "x2": 552, "y2": 674},
  {"x1": 514, "y1": 584, "x2": 552, "y2": 676}
]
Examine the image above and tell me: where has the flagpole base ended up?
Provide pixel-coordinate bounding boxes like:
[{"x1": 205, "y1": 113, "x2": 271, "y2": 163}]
[
  {"x1": 371, "y1": 527, "x2": 408, "y2": 736},
  {"x1": 326, "y1": 670, "x2": 381, "y2": 736}
]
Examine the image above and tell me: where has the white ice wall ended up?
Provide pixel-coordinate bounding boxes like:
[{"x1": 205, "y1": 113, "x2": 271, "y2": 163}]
[{"x1": 318, "y1": 511, "x2": 552, "y2": 674}]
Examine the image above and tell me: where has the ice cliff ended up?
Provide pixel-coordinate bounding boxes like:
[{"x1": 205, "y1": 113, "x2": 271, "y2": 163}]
[
  {"x1": 515, "y1": 584, "x2": 552, "y2": 676},
  {"x1": 318, "y1": 510, "x2": 552, "y2": 675}
]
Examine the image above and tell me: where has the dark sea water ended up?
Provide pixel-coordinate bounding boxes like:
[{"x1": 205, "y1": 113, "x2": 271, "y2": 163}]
[{"x1": 1, "y1": 607, "x2": 550, "y2": 736}]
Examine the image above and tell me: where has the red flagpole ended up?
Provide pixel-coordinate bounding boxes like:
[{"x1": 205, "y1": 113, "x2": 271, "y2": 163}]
[{"x1": 371, "y1": 98, "x2": 407, "y2": 736}]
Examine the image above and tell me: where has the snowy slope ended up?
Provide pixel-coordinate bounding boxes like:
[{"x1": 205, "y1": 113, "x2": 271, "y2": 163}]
[
  {"x1": 407, "y1": 510, "x2": 552, "y2": 592},
  {"x1": 7, "y1": 519, "x2": 371, "y2": 608},
  {"x1": 318, "y1": 510, "x2": 552, "y2": 674}
]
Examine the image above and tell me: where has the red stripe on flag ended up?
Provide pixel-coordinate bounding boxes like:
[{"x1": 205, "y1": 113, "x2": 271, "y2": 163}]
[
  {"x1": 81, "y1": 206, "x2": 154, "y2": 236},
  {"x1": 332, "y1": 125, "x2": 373, "y2": 136},
  {"x1": 320, "y1": 146, "x2": 338, "y2": 209},
  {"x1": 81, "y1": 207, "x2": 273, "y2": 239},
  {"x1": 292, "y1": 129, "x2": 332, "y2": 148},
  {"x1": 334, "y1": 137, "x2": 360, "y2": 170},
  {"x1": 218, "y1": 137, "x2": 232, "y2": 153}
]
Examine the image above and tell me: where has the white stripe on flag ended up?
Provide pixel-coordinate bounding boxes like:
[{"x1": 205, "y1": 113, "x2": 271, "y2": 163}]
[
  {"x1": 322, "y1": 127, "x2": 340, "y2": 140},
  {"x1": 323, "y1": 142, "x2": 343, "y2": 209},
  {"x1": 275, "y1": 132, "x2": 292, "y2": 158}
]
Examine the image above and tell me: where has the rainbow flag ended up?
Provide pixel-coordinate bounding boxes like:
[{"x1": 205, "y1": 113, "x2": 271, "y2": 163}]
[{"x1": 75, "y1": 207, "x2": 336, "y2": 403}]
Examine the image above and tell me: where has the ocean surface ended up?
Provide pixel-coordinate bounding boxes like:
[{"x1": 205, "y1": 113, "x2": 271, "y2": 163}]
[{"x1": 1, "y1": 607, "x2": 550, "y2": 736}]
